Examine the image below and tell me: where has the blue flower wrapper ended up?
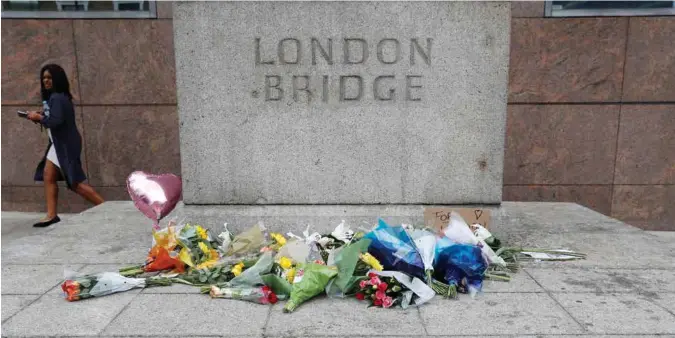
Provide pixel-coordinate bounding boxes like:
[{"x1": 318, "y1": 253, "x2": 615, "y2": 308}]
[
  {"x1": 363, "y1": 219, "x2": 425, "y2": 280},
  {"x1": 433, "y1": 236, "x2": 487, "y2": 293}
]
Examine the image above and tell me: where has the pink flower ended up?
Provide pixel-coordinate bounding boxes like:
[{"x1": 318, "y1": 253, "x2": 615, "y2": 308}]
[
  {"x1": 359, "y1": 280, "x2": 368, "y2": 289},
  {"x1": 375, "y1": 290, "x2": 386, "y2": 300},
  {"x1": 368, "y1": 272, "x2": 377, "y2": 278},
  {"x1": 373, "y1": 298, "x2": 383, "y2": 306},
  {"x1": 382, "y1": 296, "x2": 394, "y2": 308},
  {"x1": 377, "y1": 282, "x2": 388, "y2": 291},
  {"x1": 370, "y1": 276, "x2": 381, "y2": 285},
  {"x1": 355, "y1": 293, "x2": 365, "y2": 300}
]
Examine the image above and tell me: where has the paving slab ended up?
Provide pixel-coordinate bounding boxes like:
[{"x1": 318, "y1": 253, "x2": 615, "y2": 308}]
[
  {"x1": 1, "y1": 294, "x2": 40, "y2": 322},
  {"x1": 1, "y1": 264, "x2": 84, "y2": 295},
  {"x1": 1, "y1": 292, "x2": 139, "y2": 336},
  {"x1": 527, "y1": 267, "x2": 675, "y2": 293},
  {"x1": 482, "y1": 269, "x2": 544, "y2": 293},
  {"x1": 650, "y1": 293, "x2": 675, "y2": 315},
  {"x1": 265, "y1": 297, "x2": 425, "y2": 337},
  {"x1": 551, "y1": 293, "x2": 675, "y2": 334},
  {"x1": 419, "y1": 292, "x2": 583, "y2": 335},
  {"x1": 101, "y1": 294, "x2": 268, "y2": 336}
]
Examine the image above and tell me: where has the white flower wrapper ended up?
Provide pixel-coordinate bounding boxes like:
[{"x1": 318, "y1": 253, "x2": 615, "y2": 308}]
[
  {"x1": 367, "y1": 270, "x2": 435, "y2": 308},
  {"x1": 444, "y1": 212, "x2": 505, "y2": 267},
  {"x1": 411, "y1": 229, "x2": 436, "y2": 273}
]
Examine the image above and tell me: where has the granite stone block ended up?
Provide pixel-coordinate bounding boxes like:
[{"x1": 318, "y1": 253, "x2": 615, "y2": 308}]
[
  {"x1": 73, "y1": 20, "x2": 176, "y2": 104},
  {"x1": 527, "y1": 268, "x2": 675, "y2": 293},
  {"x1": 1, "y1": 20, "x2": 79, "y2": 105},
  {"x1": 509, "y1": 18, "x2": 627, "y2": 102},
  {"x1": 614, "y1": 104, "x2": 675, "y2": 185},
  {"x1": 1, "y1": 295, "x2": 40, "y2": 322},
  {"x1": 174, "y1": 1, "x2": 509, "y2": 204},
  {"x1": 504, "y1": 104, "x2": 619, "y2": 184},
  {"x1": 503, "y1": 185, "x2": 612, "y2": 215},
  {"x1": 611, "y1": 185, "x2": 675, "y2": 231}
]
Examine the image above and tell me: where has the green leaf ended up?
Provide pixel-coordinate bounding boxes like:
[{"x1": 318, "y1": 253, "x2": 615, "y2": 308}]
[
  {"x1": 80, "y1": 280, "x2": 91, "y2": 288},
  {"x1": 199, "y1": 273, "x2": 208, "y2": 283}
]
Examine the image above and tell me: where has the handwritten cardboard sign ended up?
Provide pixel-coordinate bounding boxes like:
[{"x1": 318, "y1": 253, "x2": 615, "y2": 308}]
[{"x1": 423, "y1": 207, "x2": 491, "y2": 233}]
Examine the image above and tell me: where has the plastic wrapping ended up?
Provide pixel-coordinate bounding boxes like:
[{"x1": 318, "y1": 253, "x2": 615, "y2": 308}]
[
  {"x1": 411, "y1": 229, "x2": 436, "y2": 282},
  {"x1": 227, "y1": 223, "x2": 265, "y2": 257},
  {"x1": 367, "y1": 270, "x2": 435, "y2": 309},
  {"x1": 283, "y1": 263, "x2": 338, "y2": 313},
  {"x1": 434, "y1": 236, "x2": 487, "y2": 296},
  {"x1": 363, "y1": 219, "x2": 425, "y2": 280},
  {"x1": 229, "y1": 251, "x2": 274, "y2": 287},
  {"x1": 443, "y1": 212, "x2": 504, "y2": 267},
  {"x1": 325, "y1": 238, "x2": 371, "y2": 298},
  {"x1": 60, "y1": 271, "x2": 172, "y2": 301},
  {"x1": 210, "y1": 285, "x2": 278, "y2": 304}
]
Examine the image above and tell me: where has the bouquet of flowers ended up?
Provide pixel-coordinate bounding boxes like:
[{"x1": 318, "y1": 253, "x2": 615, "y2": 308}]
[
  {"x1": 354, "y1": 272, "x2": 402, "y2": 308},
  {"x1": 209, "y1": 285, "x2": 278, "y2": 305},
  {"x1": 363, "y1": 219, "x2": 426, "y2": 280},
  {"x1": 61, "y1": 272, "x2": 171, "y2": 302}
]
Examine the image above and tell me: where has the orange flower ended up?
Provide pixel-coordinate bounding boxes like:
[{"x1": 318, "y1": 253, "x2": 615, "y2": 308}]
[
  {"x1": 61, "y1": 280, "x2": 80, "y2": 302},
  {"x1": 145, "y1": 246, "x2": 185, "y2": 273}
]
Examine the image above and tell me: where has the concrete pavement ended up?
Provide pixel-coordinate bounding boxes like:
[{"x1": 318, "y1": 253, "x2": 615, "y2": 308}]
[{"x1": 2, "y1": 201, "x2": 675, "y2": 337}]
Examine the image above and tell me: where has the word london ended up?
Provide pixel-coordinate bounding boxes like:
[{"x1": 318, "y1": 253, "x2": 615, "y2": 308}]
[{"x1": 254, "y1": 37, "x2": 433, "y2": 103}]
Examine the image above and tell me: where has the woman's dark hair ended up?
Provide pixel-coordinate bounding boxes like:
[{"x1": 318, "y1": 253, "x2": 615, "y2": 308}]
[{"x1": 40, "y1": 64, "x2": 73, "y2": 101}]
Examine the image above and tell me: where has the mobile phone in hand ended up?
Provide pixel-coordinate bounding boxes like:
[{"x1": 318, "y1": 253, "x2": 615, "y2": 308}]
[{"x1": 17, "y1": 111, "x2": 28, "y2": 118}]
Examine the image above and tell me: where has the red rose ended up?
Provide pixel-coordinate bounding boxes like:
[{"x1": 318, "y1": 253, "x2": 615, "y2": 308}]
[
  {"x1": 378, "y1": 282, "x2": 387, "y2": 291},
  {"x1": 373, "y1": 298, "x2": 383, "y2": 306},
  {"x1": 355, "y1": 293, "x2": 365, "y2": 300},
  {"x1": 368, "y1": 272, "x2": 377, "y2": 278},
  {"x1": 268, "y1": 292, "x2": 278, "y2": 304}
]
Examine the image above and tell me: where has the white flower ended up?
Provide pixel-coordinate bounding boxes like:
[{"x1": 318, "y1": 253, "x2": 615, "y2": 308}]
[{"x1": 217, "y1": 223, "x2": 232, "y2": 253}]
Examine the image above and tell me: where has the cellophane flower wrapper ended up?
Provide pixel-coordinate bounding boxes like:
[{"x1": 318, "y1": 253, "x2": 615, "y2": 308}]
[
  {"x1": 260, "y1": 274, "x2": 292, "y2": 299},
  {"x1": 61, "y1": 271, "x2": 146, "y2": 302},
  {"x1": 443, "y1": 212, "x2": 504, "y2": 267},
  {"x1": 324, "y1": 238, "x2": 371, "y2": 298},
  {"x1": 411, "y1": 229, "x2": 436, "y2": 282},
  {"x1": 283, "y1": 263, "x2": 338, "y2": 313},
  {"x1": 434, "y1": 236, "x2": 488, "y2": 295},
  {"x1": 210, "y1": 285, "x2": 278, "y2": 305},
  {"x1": 367, "y1": 270, "x2": 435, "y2": 308},
  {"x1": 229, "y1": 251, "x2": 274, "y2": 287},
  {"x1": 363, "y1": 219, "x2": 425, "y2": 280},
  {"x1": 227, "y1": 223, "x2": 266, "y2": 257}
]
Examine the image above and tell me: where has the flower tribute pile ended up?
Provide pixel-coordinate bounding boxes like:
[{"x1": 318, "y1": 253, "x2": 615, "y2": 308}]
[{"x1": 61, "y1": 212, "x2": 586, "y2": 312}]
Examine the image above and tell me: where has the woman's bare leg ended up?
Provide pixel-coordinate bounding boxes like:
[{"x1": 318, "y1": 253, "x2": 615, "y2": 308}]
[
  {"x1": 43, "y1": 160, "x2": 59, "y2": 220},
  {"x1": 73, "y1": 182, "x2": 104, "y2": 205}
]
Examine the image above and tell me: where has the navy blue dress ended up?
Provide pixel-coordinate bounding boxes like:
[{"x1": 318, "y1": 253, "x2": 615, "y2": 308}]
[{"x1": 33, "y1": 93, "x2": 87, "y2": 190}]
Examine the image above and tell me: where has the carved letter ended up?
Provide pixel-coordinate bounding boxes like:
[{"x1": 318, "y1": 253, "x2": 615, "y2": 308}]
[
  {"x1": 322, "y1": 75, "x2": 329, "y2": 103},
  {"x1": 376, "y1": 39, "x2": 401, "y2": 65},
  {"x1": 343, "y1": 38, "x2": 368, "y2": 64},
  {"x1": 405, "y1": 75, "x2": 422, "y2": 101},
  {"x1": 265, "y1": 75, "x2": 283, "y2": 101},
  {"x1": 292, "y1": 75, "x2": 312, "y2": 103},
  {"x1": 255, "y1": 37, "x2": 275, "y2": 65},
  {"x1": 278, "y1": 38, "x2": 301, "y2": 64},
  {"x1": 311, "y1": 38, "x2": 333, "y2": 65},
  {"x1": 373, "y1": 75, "x2": 396, "y2": 101},
  {"x1": 339, "y1": 75, "x2": 363, "y2": 101},
  {"x1": 410, "y1": 38, "x2": 432, "y2": 66}
]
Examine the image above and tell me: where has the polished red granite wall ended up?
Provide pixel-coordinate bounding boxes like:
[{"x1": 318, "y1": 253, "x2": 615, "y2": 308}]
[{"x1": 2, "y1": 2, "x2": 673, "y2": 230}]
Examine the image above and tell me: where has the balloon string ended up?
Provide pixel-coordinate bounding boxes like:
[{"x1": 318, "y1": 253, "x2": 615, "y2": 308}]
[{"x1": 153, "y1": 221, "x2": 161, "y2": 231}]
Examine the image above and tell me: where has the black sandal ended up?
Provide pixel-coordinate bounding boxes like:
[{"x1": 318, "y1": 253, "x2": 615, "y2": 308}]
[{"x1": 33, "y1": 216, "x2": 61, "y2": 228}]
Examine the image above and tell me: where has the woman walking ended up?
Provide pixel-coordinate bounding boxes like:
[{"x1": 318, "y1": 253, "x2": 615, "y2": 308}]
[{"x1": 26, "y1": 64, "x2": 104, "y2": 227}]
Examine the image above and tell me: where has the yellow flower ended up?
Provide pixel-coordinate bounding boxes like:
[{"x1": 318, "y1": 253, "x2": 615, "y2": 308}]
[
  {"x1": 196, "y1": 259, "x2": 219, "y2": 270},
  {"x1": 198, "y1": 242, "x2": 210, "y2": 255},
  {"x1": 196, "y1": 226, "x2": 208, "y2": 240},
  {"x1": 231, "y1": 262, "x2": 245, "y2": 276},
  {"x1": 270, "y1": 233, "x2": 287, "y2": 247},
  {"x1": 278, "y1": 256, "x2": 293, "y2": 270},
  {"x1": 360, "y1": 252, "x2": 383, "y2": 271},
  {"x1": 286, "y1": 267, "x2": 296, "y2": 283},
  {"x1": 178, "y1": 247, "x2": 194, "y2": 267}
]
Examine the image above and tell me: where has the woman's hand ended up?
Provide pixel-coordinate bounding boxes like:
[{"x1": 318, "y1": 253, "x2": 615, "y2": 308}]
[{"x1": 26, "y1": 111, "x2": 42, "y2": 122}]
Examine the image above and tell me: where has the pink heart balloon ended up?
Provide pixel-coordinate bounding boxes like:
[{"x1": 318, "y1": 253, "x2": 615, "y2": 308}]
[{"x1": 126, "y1": 171, "x2": 182, "y2": 230}]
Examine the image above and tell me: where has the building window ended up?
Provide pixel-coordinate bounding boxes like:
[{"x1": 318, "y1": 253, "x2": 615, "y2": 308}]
[
  {"x1": 546, "y1": 1, "x2": 675, "y2": 17},
  {"x1": 1, "y1": 1, "x2": 157, "y2": 19}
]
